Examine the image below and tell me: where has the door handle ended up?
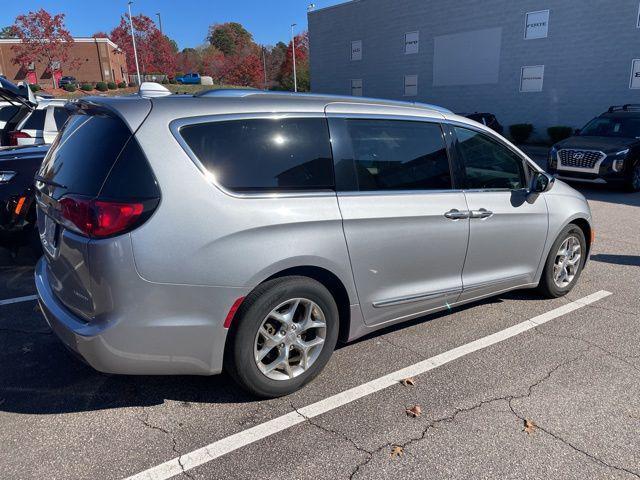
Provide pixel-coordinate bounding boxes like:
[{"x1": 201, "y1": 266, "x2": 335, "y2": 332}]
[
  {"x1": 444, "y1": 209, "x2": 470, "y2": 220},
  {"x1": 469, "y1": 208, "x2": 494, "y2": 219}
]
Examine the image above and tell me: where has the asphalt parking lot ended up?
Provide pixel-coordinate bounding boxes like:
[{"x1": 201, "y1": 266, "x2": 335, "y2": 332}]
[{"x1": 1, "y1": 151, "x2": 639, "y2": 480}]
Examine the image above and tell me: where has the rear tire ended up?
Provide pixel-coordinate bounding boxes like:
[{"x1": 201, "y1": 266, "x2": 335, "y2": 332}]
[
  {"x1": 538, "y1": 224, "x2": 586, "y2": 298},
  {"x1": 225, "y1": 276, "x2": 339, "y2": 398}
]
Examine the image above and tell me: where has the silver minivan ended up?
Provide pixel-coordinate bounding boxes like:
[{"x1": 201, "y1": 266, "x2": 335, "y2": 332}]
[{"x1": 35, "y1": 88, "x2": 592, "y2": 397}]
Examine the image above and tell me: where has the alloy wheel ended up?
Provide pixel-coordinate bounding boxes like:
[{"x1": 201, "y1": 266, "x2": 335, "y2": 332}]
[
  {"x1": 553, "y1": 235, "x2": 582, "y2": 288},
  {"x1": 253, "y1": 298, "x2": 327, "y2": 381},
  {"x1": 632, "y1": 164, "x2": 640, "y2": 191}
]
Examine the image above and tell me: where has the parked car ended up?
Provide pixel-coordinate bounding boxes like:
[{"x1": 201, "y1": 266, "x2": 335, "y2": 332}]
[
  {"x1": 8, "y1": 98, "x2": 69, "y2": 146},
  {"x1": 0, "y1": 78, "x2": 37, "y2": 146},
  {"x1": 463, "y1": 112, "x2": 504, "y2": 134},
  {"x1": 58, "y1": 76, "x2": 78, "y2": 88},
  {"x1": 547, "y1": 104, "x2": 640, "y2": 191},
  {"x1": 176, "y1": 73, "x2": 201, "y2": 84},
  {"x1": 35, "y1": 87, "x2": 592, "y2": 398},
  {"x1": 0, "y1": 144, "x2": 49, "y2": 254}
]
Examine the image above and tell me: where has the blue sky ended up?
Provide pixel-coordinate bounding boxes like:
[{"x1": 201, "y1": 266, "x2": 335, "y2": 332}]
[{"x1": 2, "y1": 0, "x2": 345, "y2": 50}]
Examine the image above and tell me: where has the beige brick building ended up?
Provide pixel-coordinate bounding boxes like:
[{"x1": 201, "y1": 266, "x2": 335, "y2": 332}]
[{"x1": 0, "y1": 37, "x2": 128, "y2": 87}]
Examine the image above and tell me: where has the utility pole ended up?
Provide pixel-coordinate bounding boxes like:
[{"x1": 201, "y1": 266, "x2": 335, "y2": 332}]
[
  {"x1": 262, "y1": 46, "x2": 268, "y2": 90},
  {"x1": 156, "y1": 13, "x2": 163, "y2": 34},
  {"x1": 290, "y1": 23, "x2": 297, "y2": 92},
  {"x1": 128, "y1": 1, "x2": 142, "y2": 85}
]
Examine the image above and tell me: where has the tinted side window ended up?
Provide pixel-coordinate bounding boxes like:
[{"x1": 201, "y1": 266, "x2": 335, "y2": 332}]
[
  {"x1": 454, "y1": 127, "x2": 525, "y2": 190},
  {"x1": 23, "y1": 109, "x2": 46, "y2": 130},
  {"x1": 340, "y1": 119, "x2": 452, "y2": 191},
  {"x1": 0, "y1": 106, "x2": 19, "y2": 122},
  {"x1": 180, "y1": 118, "x2": 334, "y2": 192},
  {"x1": 53, "y1": 107, "x2": 70, "y2": 129}
]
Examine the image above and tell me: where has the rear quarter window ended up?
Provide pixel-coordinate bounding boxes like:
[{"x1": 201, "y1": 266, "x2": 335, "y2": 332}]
[
  {"x1": 179, "y1": 117, "x2": 334, "y2": 192},
  {"x1": 0, "y1": 105, "x2": 19, "y2": 122}
]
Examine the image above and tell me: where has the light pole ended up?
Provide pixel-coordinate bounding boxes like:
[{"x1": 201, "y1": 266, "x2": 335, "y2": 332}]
[
  {"x1": 128, "y1": 1, "x2": 142, "y2": 85},
  {"x1": 290, "y1": 23, "x2": 297, "y2": 93},
  {"x1": 156, "y1": 13, "x2": 163, "y2": 34},
  {"x1": 262, "y1": 46, "x2": 267, "y2": 90}
]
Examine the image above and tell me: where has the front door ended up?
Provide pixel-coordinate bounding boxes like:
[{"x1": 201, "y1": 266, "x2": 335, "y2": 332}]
[
  {"x1": 328, "y1": 115, "x2": 470, "y2": 326},
  {"x1": 451, "y1": 126, "x2": 548, "y2": 301}
]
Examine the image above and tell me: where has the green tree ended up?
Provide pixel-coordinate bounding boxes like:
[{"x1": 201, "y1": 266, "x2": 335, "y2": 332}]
[
  {"x1": 0, "y1": 26, "x2": 16, "y2": 38},
  {"x1": 207, "y1": 22, "x2": 254, "y2": 56}
]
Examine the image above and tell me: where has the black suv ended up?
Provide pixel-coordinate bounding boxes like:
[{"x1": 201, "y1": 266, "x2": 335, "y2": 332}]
[{"x1": 547, "y1": 105, "x2": 640, "y2": 191}]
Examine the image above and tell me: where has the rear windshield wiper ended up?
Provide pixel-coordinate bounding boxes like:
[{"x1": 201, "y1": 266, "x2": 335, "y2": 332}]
[{"x1": 34, "y1": 174, "x2": 67, "y2": 189}]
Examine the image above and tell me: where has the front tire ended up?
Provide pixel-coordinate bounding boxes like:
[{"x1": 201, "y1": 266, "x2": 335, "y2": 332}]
[
  {"x1": 627, "y1": 161, "x2": 640, "y2": 192},
  {"x1": 225, "y1": 276, "x2": 339, "y2": 398},
  {"x1": 538, "y1": 224, "x2": 586, "y2": 298}
]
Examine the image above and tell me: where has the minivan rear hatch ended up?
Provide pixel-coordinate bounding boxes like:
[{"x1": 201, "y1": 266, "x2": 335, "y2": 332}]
[{"x1": 35, "y1": 100, "x2": 158, "y2": 320}]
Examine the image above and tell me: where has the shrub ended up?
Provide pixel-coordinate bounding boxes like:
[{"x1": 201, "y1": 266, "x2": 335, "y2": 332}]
[
  {"x1": 547, "y1": 126, "x2": 573, "y2": 144},
  {"x1": 128, "y1": 82, "x2": 137, "y2": 88},
  {"x1": 117, "y1": 81, "x2": 127, "y2": 89},
  {"x1": 169, "y1": 78, "x2": 177, "y2": 84},
  {"x1": 509, "y1": 124, "x2": 534, "y2": 144},
  {"x1": 95, "y1": 82, "x2": 108, "y2": 92},
  {"x1": 161, "y1": 77, "x2": 169, "y2": 84},
  {"x1": 29, "y1": 84, "x2": 41, "y2": 92},
  {"x1": 63, "y1": 84, "x2": 77, "y2": 92},
  {"x1": 107, "y1": 81, "x2": 117, "y2": 90},
  {"x1": 80, "y1": 84, "x2": 93, "y2": 91}
]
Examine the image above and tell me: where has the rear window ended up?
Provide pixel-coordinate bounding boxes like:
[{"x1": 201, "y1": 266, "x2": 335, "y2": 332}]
[
  {"x1": 0, "y1": 105, "x2": 19, "y2": 122},
  {"x1": 22, "y1": 109, "x2": 46, "y2": 130},
  {"x1": 38, "y1": 113, "x2": 157, "y2": 200},
  {"x1": 53, "y1": 107, "x2": 70, "y2": 129},
  {"x1": 179, "y1": 118, "x2": 334, "y2": 192}
]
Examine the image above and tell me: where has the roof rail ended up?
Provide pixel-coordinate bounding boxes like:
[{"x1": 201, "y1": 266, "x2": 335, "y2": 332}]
[
  {"x1": 607, "y1": 104, "x2": 640, "y2": 113},
  {"x1": 195, "y1": 89, "x2": 452, "y2": 113}
]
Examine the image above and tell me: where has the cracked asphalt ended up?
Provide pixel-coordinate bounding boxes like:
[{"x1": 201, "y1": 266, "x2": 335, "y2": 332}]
[{"x1": 0, "y1": 152, "x2": 638, "y2": 479}]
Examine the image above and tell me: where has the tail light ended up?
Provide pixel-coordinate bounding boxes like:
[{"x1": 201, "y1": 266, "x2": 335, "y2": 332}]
[
  {"x1": 59, "y1": 195, "x2": 156, "y2": 238},
  {"x1": 8, "y1": 131, "x2": 31, "y2": 146}
]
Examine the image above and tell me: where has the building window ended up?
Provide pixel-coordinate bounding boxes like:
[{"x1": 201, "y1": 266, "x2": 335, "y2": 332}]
[
  {"x1": 630, "y1": 59, "x2": 640, "y2": 88},
  {"x1": 351, "y1": 79, "x2": 363, "y2": 96},
  {"x1": 524, "y1": 10, "x2": 550, "y2": 39},
  {"x1": 404, "y1": 31, "x2": 419, "y2": 54},
  {"x1": 404, "y1": 75, "x2": 418, "y2": 96},
  {"x1": 520, "y1": 65, "x2": 544, "y2": 92},
  {"x1": 351, "y1": 40, "x2": 362, "y2": 61}
]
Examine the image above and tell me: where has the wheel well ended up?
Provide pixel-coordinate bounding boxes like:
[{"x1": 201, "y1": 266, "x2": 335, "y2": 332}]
[
  {"x1": 570, "y1": 218, "x2": 592, "y2": 257},
  {"x1": 264, "y1": 266, "x2": 352, "y2": 342}
]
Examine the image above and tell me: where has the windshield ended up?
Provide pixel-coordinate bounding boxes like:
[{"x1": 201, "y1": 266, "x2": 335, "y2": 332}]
[{"x1": 580, "y1": 116, "x2": 640, "y2": 138}]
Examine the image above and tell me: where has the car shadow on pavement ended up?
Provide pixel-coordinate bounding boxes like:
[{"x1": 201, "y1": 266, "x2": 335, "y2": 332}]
[
  {"x1": 575, "y1": 184, "x2": 640, "y2": 208},
  {"x1": 590, "y1": 253, "x2": 640, "y2": 267},
  {"x1": 0, "y1": 288, "x2": 552, "y2": 416}
]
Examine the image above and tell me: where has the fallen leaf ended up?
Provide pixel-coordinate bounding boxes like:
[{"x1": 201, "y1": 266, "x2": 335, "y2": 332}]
[
  {"x1": 400, "y1": 377, "x2": 415, "y2": 387},
  {"x1": 390, "y1": 445, "x2": 404, "y2": 458},
  {"x1": 523, "y1": 419, "x2": 536, "y2": 434},
  {"x1": 406, "y1": 405, "x2": 422, "y2": 417}
]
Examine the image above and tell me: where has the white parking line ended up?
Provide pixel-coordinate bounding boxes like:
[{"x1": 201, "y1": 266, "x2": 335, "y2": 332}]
[
  {"x1": 125, "y1": 290, "x2": 612, "y2": 480},
  {"x1": 0, "y1": 294, "x2": 38, "y2": 306}
]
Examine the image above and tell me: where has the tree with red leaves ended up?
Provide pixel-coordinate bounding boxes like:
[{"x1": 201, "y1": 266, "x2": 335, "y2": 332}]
[
  {"x1": 109, "y1": 13, "x2": 176, "y2": 78},
  {"x1": 279, "y1": 32, "x2": 310, "y2": 92},
  {"x1": 10, "y1": 9, "x2": 80, "y2": 89}
]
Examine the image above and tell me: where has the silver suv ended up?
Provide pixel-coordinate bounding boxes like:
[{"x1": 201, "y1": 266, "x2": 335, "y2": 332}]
[{"x1": 35, "y1": 88, "x2": 592, "y2": 397}]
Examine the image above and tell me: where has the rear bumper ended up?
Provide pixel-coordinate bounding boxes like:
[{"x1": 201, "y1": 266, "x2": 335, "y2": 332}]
[{"x1": 35, "y1": 256, "x2": 242, "y2": 376}]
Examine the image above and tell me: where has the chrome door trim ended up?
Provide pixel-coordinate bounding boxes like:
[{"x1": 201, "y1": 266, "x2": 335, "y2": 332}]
[
  {"x1": 372, "y1": 287, "x2": 461, "y2": 308},
  {"x1": 462, "y1": 274, "x2": 531, "y2": 293},
  {"x1": 169, "y1": 112, "x2": 337, "y2": 200}
]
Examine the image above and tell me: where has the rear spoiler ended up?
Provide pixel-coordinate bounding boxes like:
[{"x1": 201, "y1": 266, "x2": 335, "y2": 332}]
[{"x1": 0, "y1": 77, "x2": 37, "y2": 110}]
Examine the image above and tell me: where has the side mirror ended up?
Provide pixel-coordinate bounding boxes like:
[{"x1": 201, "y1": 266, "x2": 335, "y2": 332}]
[{"x1": 530, "y1": 171, "x2": 555, "y2": 194}]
